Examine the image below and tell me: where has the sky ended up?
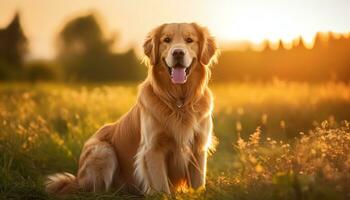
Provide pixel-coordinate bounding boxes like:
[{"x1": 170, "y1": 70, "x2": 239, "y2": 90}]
[{"x1": 1, "y1": 0, "x2": 350, "y2": 59}]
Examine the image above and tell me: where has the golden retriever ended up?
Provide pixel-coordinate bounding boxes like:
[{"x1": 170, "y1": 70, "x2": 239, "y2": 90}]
[{"x1": 45, "y1": 23, "x2": 218, "y2": 195}]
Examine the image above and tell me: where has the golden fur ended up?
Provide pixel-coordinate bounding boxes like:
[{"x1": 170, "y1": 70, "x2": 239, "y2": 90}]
[{"x1": 45, "y1": 23, "x2": 218, "y2": 195}]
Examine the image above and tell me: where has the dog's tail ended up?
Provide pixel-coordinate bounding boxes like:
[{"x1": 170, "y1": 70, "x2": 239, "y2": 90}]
[{"x1": 45, "y1": 172, "x2": 79, "y2": 195}]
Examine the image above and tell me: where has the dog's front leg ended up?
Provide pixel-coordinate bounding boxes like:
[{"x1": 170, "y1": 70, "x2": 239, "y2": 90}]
[
  {"x1": 135, "y1": 111, "x2": 170, "y2": 194},
  {"x1": 135, "y1": 145, "x2": 170, "y2": 194},
  {"x1": 145, "y1": 148, "x2": 170, "y2": 194},
  {"x1": 189, "y1": 117, "x2": 213, "y2": 189},
  {"x1": 189, "y1": 145, "x2": 207, "y2": 189}
]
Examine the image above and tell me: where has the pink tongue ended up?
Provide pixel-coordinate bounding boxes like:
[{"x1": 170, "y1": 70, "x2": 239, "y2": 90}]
[{"x1": 171, "y1": 68, "x2": 187, "y2": 84}]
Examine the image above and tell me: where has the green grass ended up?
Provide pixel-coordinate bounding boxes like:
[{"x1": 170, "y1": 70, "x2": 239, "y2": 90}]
[{"x1": 0, "y1": 82, "x2": 350, "y2": 199}]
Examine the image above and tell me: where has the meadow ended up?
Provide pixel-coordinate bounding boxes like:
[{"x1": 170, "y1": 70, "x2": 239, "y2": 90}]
[{"x1": 0, "y1": 81, "x2": 350, "y2": 200}]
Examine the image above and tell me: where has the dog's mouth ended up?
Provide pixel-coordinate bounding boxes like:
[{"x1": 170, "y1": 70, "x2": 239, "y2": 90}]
[{"x1": 163, "y1": 59, "x2": 194, "y2": 84}]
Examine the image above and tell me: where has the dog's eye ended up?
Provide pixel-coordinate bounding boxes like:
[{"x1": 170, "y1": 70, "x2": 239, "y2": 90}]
[
  {"x1": 163, "y1": 37, "x2": 171, "y2": 43},
  {"x1": 185, "y1": 37, "x2": 193, "y2": 43}
]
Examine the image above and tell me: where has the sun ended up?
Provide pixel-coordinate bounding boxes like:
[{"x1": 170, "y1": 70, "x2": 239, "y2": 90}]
[{"x1": 205, "y1": 0, "x2": 324, "y2": 49}]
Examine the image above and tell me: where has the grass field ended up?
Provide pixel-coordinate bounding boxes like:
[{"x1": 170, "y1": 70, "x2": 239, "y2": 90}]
[{"x1": 1, "y1": 81, "x2": 350, "y2": 199}]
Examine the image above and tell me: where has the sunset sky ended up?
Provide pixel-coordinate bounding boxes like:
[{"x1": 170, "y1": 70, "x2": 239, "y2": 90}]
[{"x1": 1, "y1": 0, "x2": 350, "y2": 59}]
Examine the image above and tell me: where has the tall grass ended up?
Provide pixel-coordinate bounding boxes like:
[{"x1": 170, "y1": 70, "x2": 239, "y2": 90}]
[{"x1": 0, "y1": 82, "x2": 350, "y2": 199}]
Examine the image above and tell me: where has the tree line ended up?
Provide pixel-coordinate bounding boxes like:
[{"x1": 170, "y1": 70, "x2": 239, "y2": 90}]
[
  {"x1": 0, "y1": 12, "x2": 349, "y2": 83},
  {"x1": 213, "y1": 33, "x2": 350, "y2": 82}
]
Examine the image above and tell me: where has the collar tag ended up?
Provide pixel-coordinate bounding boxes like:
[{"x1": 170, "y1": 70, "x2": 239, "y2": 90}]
[{"x1": 176, "y1": 99, "x2": 184, "y2": 108}]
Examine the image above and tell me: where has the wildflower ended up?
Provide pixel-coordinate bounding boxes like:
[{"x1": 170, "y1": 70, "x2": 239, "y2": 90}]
[
  {"x1": 261, "y1": 114, "x2": 268, "y2": 125},
  {"x1": 249, "y1": 127, "x2": 261, "y2": 146},
  {"x1": 236, "y1": 121, "x2": 242, "y2": 132},
  {"x1": 255, "y1": 164, "x2": 264, "y2": 173},
  {"x1": 237, "y1": 137, "x2": 246, "y2": 150},
  {"x1": 310, "y1": 149, "x2": 316, "y2": 155}
]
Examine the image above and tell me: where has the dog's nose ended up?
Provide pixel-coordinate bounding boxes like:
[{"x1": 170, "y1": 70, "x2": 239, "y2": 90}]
[{"x1": 172, "y1": 49, "x2": 185, "y2": 60}]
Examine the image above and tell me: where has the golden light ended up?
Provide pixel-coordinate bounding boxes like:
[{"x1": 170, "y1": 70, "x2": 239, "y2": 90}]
[
  {"x1": 0, "y1": 0, "x2": 350, "y2": 58},
  {"x1": 207, "y1": 0, "x2": 346, "y2": 50}
]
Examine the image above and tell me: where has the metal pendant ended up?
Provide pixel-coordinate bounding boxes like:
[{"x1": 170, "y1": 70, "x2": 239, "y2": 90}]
[{"x1": 176, "y1": 99, "x2": 184, "y2": 108}]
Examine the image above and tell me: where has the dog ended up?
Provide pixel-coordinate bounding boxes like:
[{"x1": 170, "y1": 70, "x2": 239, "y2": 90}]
[{"x1": 45, "y1": 23, "x2": 218, "y2": 195}]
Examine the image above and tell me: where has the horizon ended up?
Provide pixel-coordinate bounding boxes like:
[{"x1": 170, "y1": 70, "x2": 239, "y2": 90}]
[{"x1": 1, "y1": 0, "x2": 350, "y2": 59}]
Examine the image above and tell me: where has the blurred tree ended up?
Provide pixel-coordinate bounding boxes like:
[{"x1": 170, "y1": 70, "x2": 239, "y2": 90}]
[
  {"x1": 57, "y1": 14, "x2": 111, "y2": 59},
  {"x1": 277, "y1": 40, "x2": 285, "y2": 50},
  {"x1": 313, "y1": 32, "x2": 328, "y2": 49},
  {"x1": 0, "y1": 12, "x2": 28, "y2": 80},
  {"x1": 0, "y1": 12, "x2": 28, "y2": 66},
  {"x1": 293, "y1": 36, "x2": 306, "y2": 50},
  {"x1": 262, "y1": 40, "x2": 272, "y2": 52},
  {"x1": 57, "y1": 14, "x2": 145, "y2": 82}
]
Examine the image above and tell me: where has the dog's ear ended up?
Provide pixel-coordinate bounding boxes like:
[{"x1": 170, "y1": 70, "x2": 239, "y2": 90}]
[
  {"x1": 192, "y1": 23, "x2": 218, "y2": 66},
  {"x1": 143, "y1": 25, "x2": 164, "y2": 66}
]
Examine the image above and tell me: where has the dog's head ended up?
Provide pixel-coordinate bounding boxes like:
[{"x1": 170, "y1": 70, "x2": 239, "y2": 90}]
[{"x1": 143, "y1": 23, "x2": 217, "y2": 84}]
